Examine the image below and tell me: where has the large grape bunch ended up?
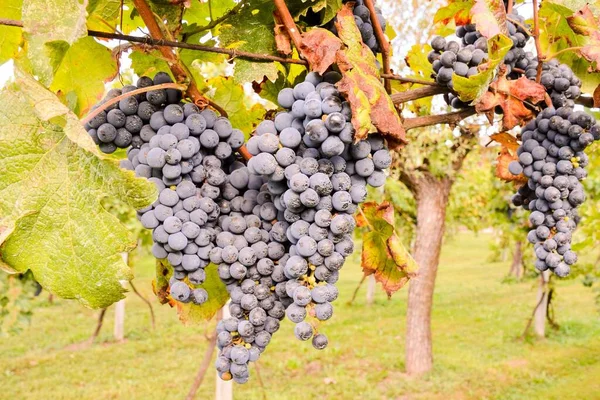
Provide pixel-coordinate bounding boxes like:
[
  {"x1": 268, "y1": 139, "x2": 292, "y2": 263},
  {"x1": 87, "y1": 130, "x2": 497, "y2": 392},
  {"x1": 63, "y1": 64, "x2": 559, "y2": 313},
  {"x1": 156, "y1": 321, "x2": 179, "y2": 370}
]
[
  {"x1": 131, "y1": 104, "x2": 245, "y2": 303},
  {"x1": 508, "y1": 61, "x2": 600, "y2": 277},
  {"x1": 85, "y1": 72, "x2": 182, "y2": 154},
  {"x1": 428, "y1": 9, "x2": 532, "y2": 108},
  {"x1": 210, "y1": 70, "x2": 392, "y2": 383},
  {"x1": 327, "y1": 0, "x2": 387, "y2": 54}
]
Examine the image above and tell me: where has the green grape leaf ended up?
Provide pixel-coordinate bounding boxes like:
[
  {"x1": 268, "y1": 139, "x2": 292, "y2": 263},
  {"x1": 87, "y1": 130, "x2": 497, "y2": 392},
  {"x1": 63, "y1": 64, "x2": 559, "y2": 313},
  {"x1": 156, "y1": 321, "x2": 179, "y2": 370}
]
[
  {"x1": 154, "y1": 260, "x2": 228, "y2": 323},
  {"x1": 287, "y1": 0, "x2": 343, "y2": 24},
  {"x1": 539, "y1": 1, "x2": 600, "y2": 93},
  {"x1": 255, "y1": 71, "x2": 288, "y2": 106},
  {"x1": 130, "y1": 50, "x2": 173, "y2": 81},
  {"x1": 0, "y1": 0, "x2": 23, "y2": 65},
  {"x1": 0, "y1": 68, "x2": 157, "y2": 309},
  {"x1": 334, "y1": 4, "x2": 406, "y2": 148},
  {"x1": 217, "y1": 0, "x2": 279, "y2": 84},
  {"x1": 87, "y1": 0, "x2": 121, "y2": 32},
  {"x1": 358, "y1": 202, "x2": 418, "y2": 297},
  {"x1": 50, "y1": 37, "x2": 119, "y2": 116},
  {"x1": 471, "y1": 0, "x2": 508, "y2": 38},
  {"x1": 208, "y1": 76, "x2": 266, "y2": 136},
  {"x1": 182, "y1": 0, "x2": 237, "y2": 32},
  {"x1": 397, "y1": 44, "x2": 436, "y2": 116},
  {"x1": 453, "y1": 33, "x2": 513, "y2": 102},
  {"x1": 22, "y1": 0, "x2": 87, "y2": 45},
  {"x1": 434, "y1": 0, "x2": 474, "y2": 26}
]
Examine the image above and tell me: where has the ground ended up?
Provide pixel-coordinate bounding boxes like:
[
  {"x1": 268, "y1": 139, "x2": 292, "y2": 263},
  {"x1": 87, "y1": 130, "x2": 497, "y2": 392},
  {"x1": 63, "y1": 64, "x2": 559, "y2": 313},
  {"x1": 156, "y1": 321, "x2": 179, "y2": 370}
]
[{"x1": 1, "y1": 232, "x2": 599, "y2": 400}]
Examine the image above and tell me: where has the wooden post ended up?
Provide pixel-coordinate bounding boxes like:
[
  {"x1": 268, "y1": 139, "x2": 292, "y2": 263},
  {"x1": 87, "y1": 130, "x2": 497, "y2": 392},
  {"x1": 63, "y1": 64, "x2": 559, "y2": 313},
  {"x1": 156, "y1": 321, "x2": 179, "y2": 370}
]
[
  {"x1": 114, "y1": 252, "x2": 128, "y2": 342},
  {"x1": 534, "y1": 270, "x2": 550, "y2": 338},
  {"x1": 366, "y1": 275, "x2": 376, "y2": 306},
  {"x1": 216, "y1": 303, "x2": 233, "y2": 400}
]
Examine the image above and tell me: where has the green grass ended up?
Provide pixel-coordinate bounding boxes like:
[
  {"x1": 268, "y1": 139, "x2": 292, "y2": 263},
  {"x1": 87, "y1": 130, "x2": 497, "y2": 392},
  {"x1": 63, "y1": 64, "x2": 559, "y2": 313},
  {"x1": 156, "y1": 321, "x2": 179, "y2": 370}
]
[{"x1": 1, "y1": 232, "x2": 599, "y2": 400}]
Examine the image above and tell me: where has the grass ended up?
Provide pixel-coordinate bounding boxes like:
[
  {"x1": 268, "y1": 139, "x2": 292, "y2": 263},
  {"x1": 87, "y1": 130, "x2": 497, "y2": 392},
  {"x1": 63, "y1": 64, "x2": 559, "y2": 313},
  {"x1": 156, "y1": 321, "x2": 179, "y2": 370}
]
[{"x1": 1, "y1": 231, "x2": 599, "y2": 400}]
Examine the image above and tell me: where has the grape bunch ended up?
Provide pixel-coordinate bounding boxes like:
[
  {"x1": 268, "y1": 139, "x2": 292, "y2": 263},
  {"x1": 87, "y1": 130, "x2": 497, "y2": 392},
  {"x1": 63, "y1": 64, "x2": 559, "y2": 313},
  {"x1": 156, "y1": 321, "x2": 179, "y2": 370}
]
[
  {"x1": 85, "y1": 72, "x2": 182, "y2": 154},
  {"x1": 327, "y1": 0, "x2": 387, "y2": 54},
  {"x1": 428, "y1": 9, "x2": 533, "y2": 108},
  {"x1": 211, "y1": 70, "x2": 392, "y2": 383},
  {"x1": 249, "y1": 71, "x2": 390, "y2": 339},
  {"x1": 122, "y1": 100, "x2": 245, "y2": 303},
  {"x1": 524, "y1": 59, "x2": 582, "y2": 108},
  {"x1": 455, "y1": 12, "x2": 531, "y2": 77},
  {"x1": 509, "y1": 64, "x2": 599, "y2": 276}
]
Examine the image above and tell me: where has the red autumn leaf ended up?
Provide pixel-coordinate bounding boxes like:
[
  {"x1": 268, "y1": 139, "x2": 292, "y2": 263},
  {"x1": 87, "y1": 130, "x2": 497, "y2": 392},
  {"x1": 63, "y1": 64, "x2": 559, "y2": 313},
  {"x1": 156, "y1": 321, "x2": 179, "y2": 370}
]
[
  {"x1": 299, "y1": 28, "x2": 343, "y2": 75},
  {"x1": 476, "y1": 75, "x2": 547, "y2": 130},
  {"x1": 593, "y1": 84, "x2": 600, "y2": 108},
  {"x1": 471, "y1": 0, "x2": 508, "y2": 38}
]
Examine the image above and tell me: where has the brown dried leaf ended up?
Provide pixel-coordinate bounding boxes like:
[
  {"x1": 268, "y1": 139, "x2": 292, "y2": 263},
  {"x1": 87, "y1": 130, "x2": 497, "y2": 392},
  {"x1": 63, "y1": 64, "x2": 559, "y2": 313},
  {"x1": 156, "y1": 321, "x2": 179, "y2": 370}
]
[
  {"x1": 334, "y1": 4, "x2": 406, "y2": 148},
  {"x1": 274, "y1": 23, "x2": 292, "y2": 55},
  {"x1": 490, "y1": 133, "x2": 527, "y2": 183},
  {"x1": 594, "y1": 84, "x2": 600, "y2": 108},
  {"x1": 299, "y1": 28, "x2": 343, "y2": 75},
  {"x1": 476, "y1": 76, "x2": 547, "y2": 130},
  {"x1": 360, "y1": 202, "x2": 418, "y2": 296},
  {"x1": 496, "y1": 146, "x2": 527, "y2": 183}
]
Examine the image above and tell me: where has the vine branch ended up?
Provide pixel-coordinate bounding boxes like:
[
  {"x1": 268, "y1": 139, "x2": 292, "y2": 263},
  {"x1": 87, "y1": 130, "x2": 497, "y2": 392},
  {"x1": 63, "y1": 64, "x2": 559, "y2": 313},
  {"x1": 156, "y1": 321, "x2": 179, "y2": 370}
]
[
  {"x1": 402, "y1": 107, "x2": 477, "y2": 131},
  {"x1": 391, "y1": 85, "x2": 449, "y2": 105},
  {"x1": 81, "y1": 83, "x2": 186, "y2": 125},
  {"x1": 532, "y1": 0, "x2": 544, "y2": 82},
  {"x1": 272, "y1": 0, "x2": 304, "y2": 53},
  {"x1": 0, "y1": 18, "x2": 428, "y2": 86},
  {"x1": 364, "y1": 0, "x2": 391, "y2": 93}
]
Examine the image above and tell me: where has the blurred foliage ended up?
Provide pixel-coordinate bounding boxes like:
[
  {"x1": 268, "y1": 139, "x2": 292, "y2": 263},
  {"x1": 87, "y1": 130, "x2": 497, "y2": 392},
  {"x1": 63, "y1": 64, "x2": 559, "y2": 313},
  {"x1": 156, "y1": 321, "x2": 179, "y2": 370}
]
[{"x1": 0, "y1": 270, "x2": 39, "y2": 336}]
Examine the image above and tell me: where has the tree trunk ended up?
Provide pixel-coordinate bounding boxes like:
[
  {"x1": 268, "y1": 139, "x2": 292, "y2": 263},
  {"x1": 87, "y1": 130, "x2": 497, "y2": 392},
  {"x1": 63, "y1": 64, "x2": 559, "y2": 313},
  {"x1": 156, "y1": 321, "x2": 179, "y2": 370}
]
[
  {"x1": 534, "y1": 270, "x2": 550, "y2": 338},
  {"x1": 510, "y1": 241, "x2": 523, "y2": 279},
  {"x1": 405, "y1": 176, "x2": 452, "y2": 376}
]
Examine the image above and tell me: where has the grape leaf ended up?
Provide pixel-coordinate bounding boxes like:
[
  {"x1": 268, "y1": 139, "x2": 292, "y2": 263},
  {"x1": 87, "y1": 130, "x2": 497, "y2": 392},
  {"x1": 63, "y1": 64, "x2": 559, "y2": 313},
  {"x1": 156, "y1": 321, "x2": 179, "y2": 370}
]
[
  {"x1": 182, "y1": 0, "x2": 237, "y2": 31},
  {"x1": 275, "y1": 22, "x2": 293, "y2": 55},
  {"x1": 539, "y1": 1, "x2": 600, "y2": 93},
  {"x1": 566, "y1": 4, "x2": 599, "y2": 35},
  {"x1": 87, "y1": 0, "x2": 121, "y2": 32},
  {"x1": 581, "y1": 31, "x2": 600, "y2": 71},
  {"x1": 434, "y1": 0, "x2": 474, "y2": 26},
  {"x1": 399, "y1": 44, "x2": 436, "y2": 116},
  {"x1": 0, "y1": 68, "x2": 157, "y2": 309},
  {"x1": 334, "y1": 4, "x2": 406, "y2": 148},
  {"x1": 50, "y1": 37, "x2": 119, "y2": 116},
  {"x1": 287, "y1": 0, "x2": 343, "y2": 24},
  {"x1": 359, "y1": 202, "x2": 418, "y2": 297},
  {"x1": 453, "y1": 34, "x2": 513, "y2": 102},
  {"x1": 22, "y1": 0, "x2": 87, "y2": 45},
  {"x1": 594, "y1": 84, "x2": 600, "y2": 107},
  {"x1": 154, "y1": 260, "x2": 228, "y2": 323},
  {"x1": 475, "y1": 75, "x2": 547, "y2": 130},
  {"x1": 490, "y1": 132, "x2": 527, "y2": 183},
  {"x1": 0, "y1": 0, "x2": 23, "y2": 65},
  {"x1": 130, "y1": 50, "x2": 173, "y2": 80},
  {"x1": 300, "y1": 28, "x2": 343, "y2": 74},
  {"x1": 217, "y1": 0, "x2": 280, "y2": 84},
  {"x1": 207, "y1": 76, "x2": 266, "y2": 136},
  {"x1": 471, "y1": 0, "x2": 508, "y2": 38}
]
